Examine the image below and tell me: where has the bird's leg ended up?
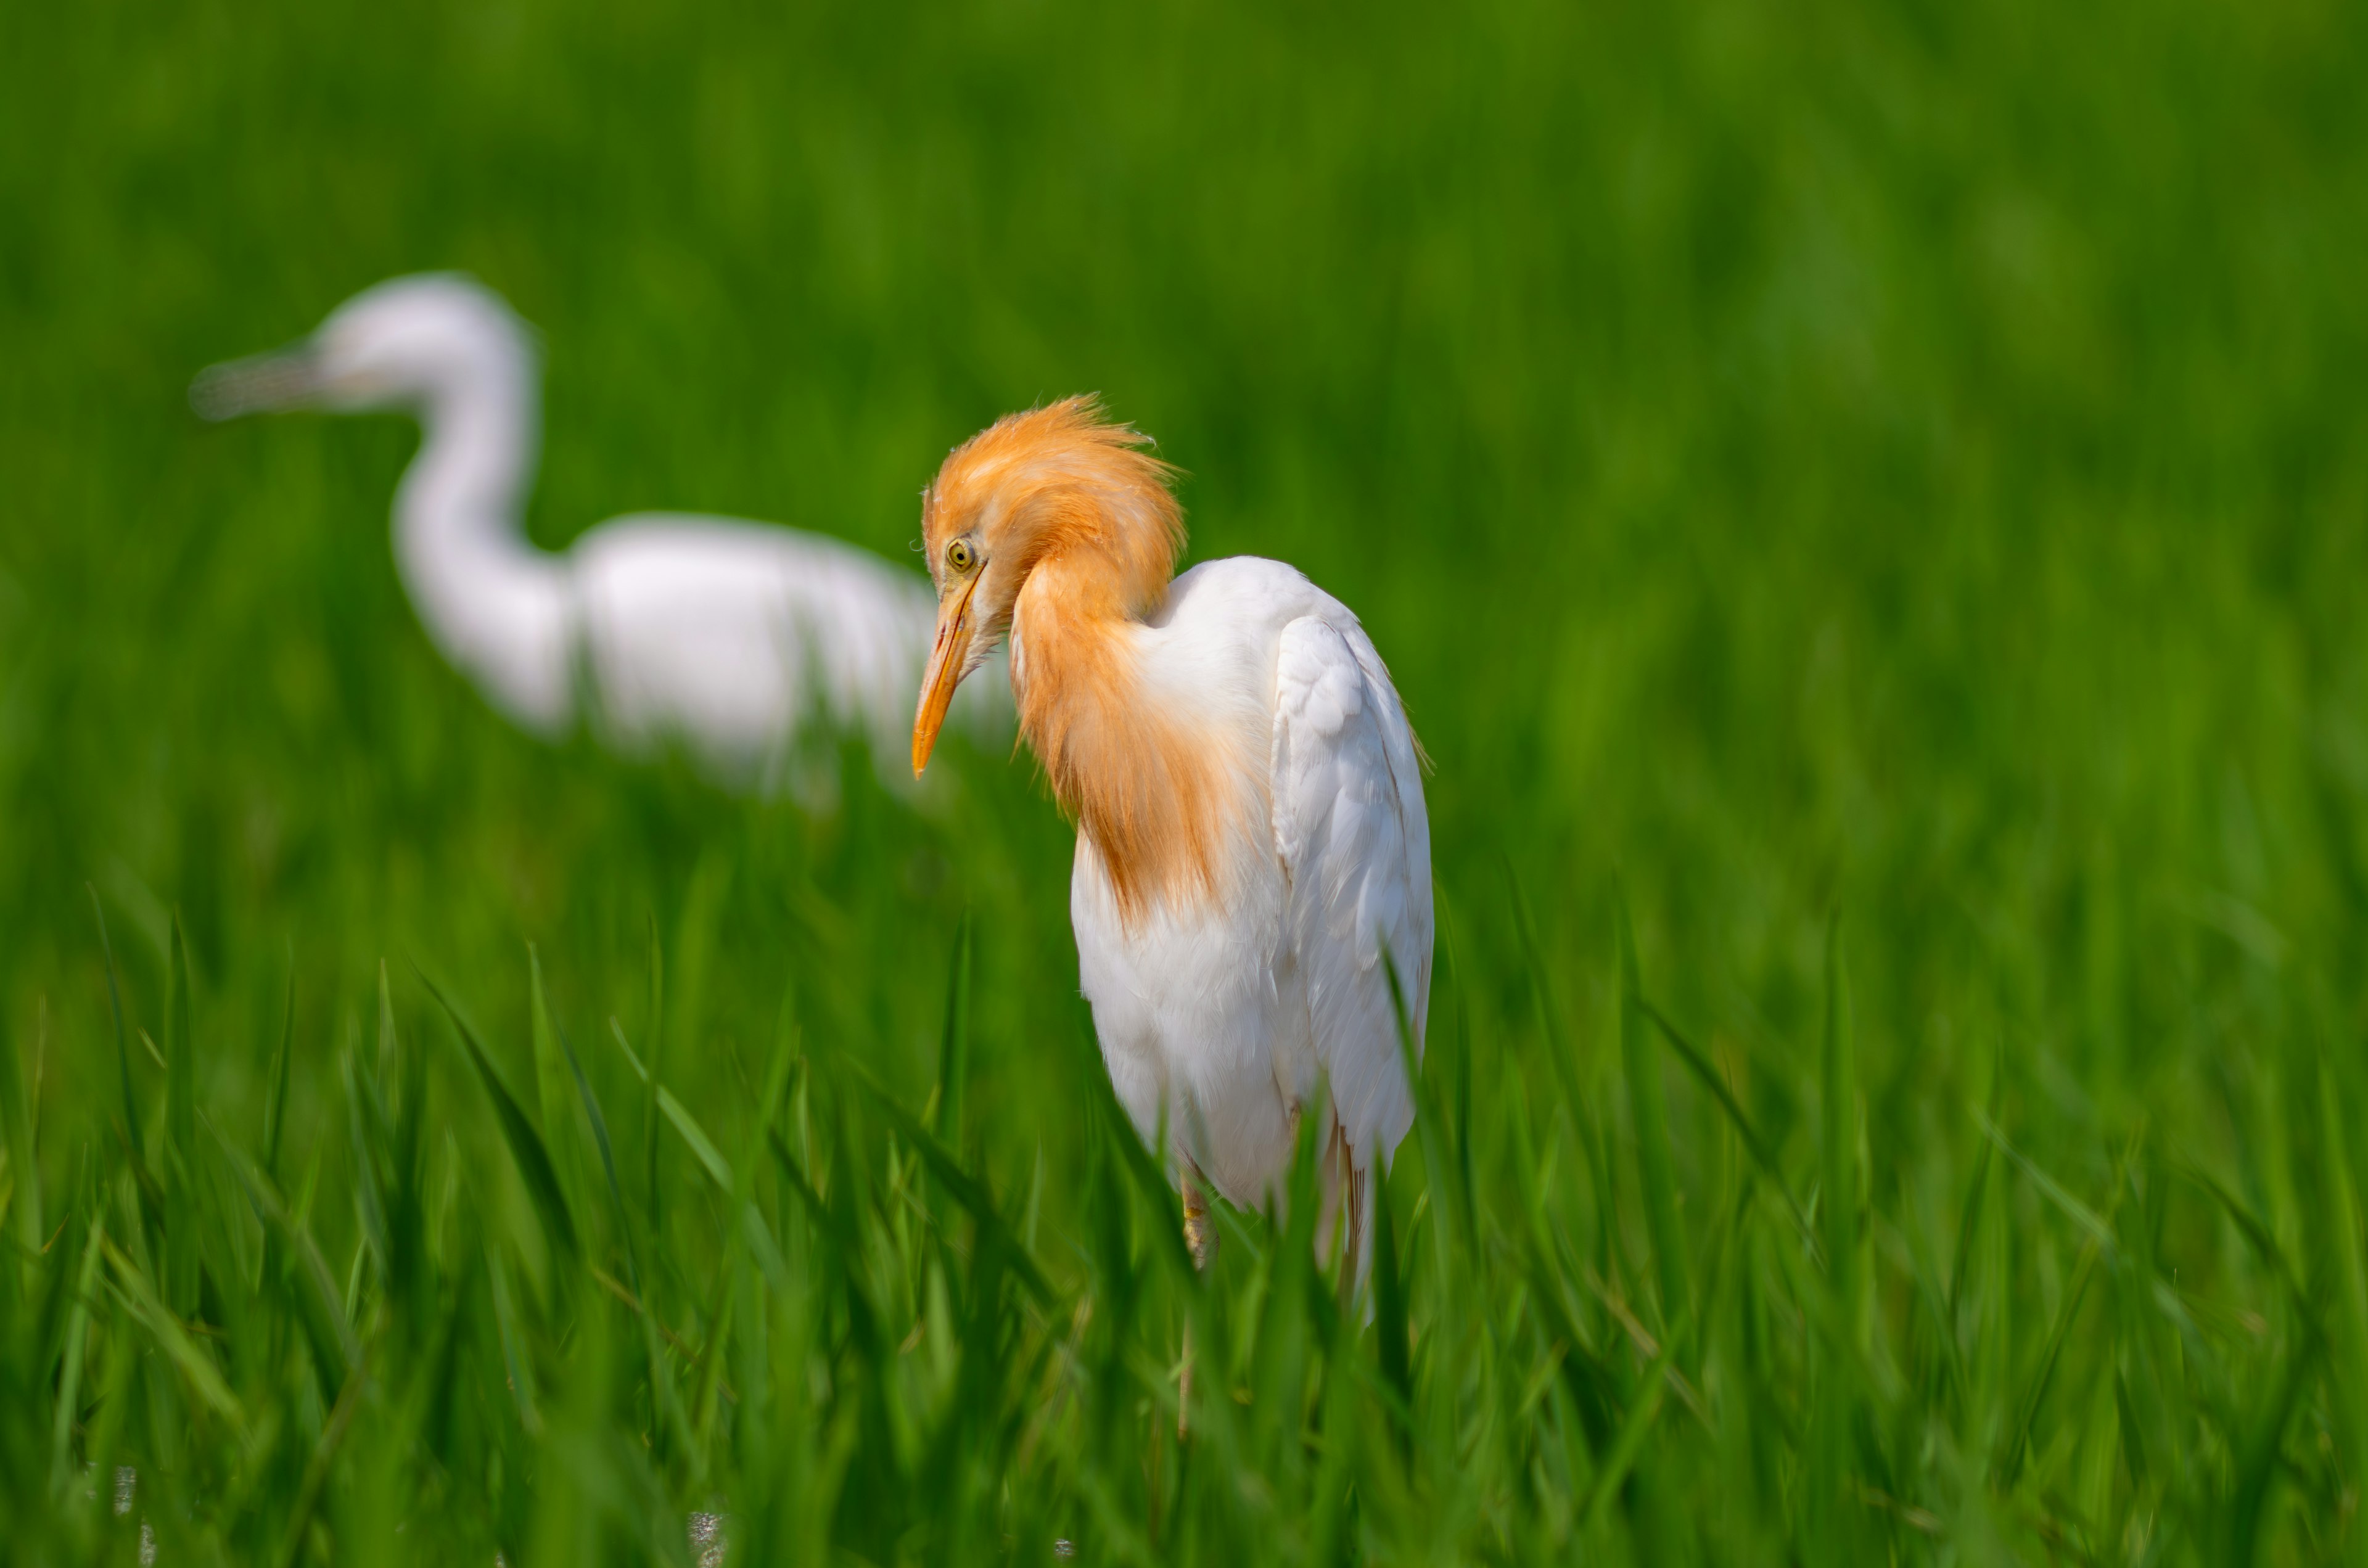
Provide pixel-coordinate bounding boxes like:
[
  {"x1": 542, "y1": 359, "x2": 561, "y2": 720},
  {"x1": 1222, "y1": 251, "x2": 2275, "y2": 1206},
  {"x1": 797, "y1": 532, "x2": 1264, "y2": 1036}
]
[
  {"x1": 1317, "y1": 1122, "x2": 1373, "y2": 1316},
  {"x1": 1183, "y1": 1167, "x2": 1217, "y2": 1273},
  {"x1": 1179, "y1": 1165, "x2": 1215, "y2": 1439}
]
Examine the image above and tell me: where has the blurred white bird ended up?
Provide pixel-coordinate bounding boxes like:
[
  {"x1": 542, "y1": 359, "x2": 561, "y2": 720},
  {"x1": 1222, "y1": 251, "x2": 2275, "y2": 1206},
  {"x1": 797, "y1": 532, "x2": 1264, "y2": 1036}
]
[
  {"x1": 194, "y1": 273, "x2": 1001, "y2": 794},
  {"x1": 909, "y1": 398, "x2": 1433, "y2": 1320}
]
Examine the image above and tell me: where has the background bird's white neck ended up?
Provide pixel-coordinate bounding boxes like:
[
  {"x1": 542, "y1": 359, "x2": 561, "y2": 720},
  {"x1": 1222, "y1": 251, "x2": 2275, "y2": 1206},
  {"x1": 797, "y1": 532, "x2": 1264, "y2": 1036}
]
[{"x1": 390, "y1": 355, "x2": 577, "y2": 733}]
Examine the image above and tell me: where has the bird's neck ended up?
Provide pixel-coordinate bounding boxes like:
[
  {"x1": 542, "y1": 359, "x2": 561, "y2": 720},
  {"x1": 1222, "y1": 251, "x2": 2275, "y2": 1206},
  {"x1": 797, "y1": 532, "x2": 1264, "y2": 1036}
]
[
  {"x1": 390, "y1": 367, "x2": 576, "y2": 731},
  {"x1": 1012, "y1": 552, "x2": 1248, "y2": 919}
]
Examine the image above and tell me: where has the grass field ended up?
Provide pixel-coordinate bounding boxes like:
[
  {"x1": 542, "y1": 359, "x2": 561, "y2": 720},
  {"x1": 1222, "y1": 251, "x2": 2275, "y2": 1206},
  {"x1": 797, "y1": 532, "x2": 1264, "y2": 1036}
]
[{"x1": 8, "y1": 0, "x2": 2368, "y2": 1561}]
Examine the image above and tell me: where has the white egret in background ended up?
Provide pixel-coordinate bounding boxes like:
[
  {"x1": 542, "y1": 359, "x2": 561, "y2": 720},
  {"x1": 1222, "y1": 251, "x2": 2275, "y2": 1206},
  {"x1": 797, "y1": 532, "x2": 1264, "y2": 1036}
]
[
  {"x1": 908, "y1": 398, "x2": 1432, "y2": 1427},
  {"x1": 193, "y1": 273, "x2": 1001, "y2": 794}
]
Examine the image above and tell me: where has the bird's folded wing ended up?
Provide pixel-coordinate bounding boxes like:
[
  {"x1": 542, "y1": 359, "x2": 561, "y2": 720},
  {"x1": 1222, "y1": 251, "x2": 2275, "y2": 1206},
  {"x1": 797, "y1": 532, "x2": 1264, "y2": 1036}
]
[{"x1": 1272, "y1": 616, "x2": 1434, "y2": 1165}]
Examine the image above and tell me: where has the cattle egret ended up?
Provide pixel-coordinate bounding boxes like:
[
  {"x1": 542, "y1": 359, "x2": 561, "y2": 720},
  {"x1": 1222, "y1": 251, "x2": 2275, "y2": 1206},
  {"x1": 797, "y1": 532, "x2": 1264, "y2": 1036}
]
[
  {"x1": 910, "y1": 397, "x2": 1433, "y2": 1335},
  {"x1": 192, "y1": 274, "x2": 1001, "y2": 794}
]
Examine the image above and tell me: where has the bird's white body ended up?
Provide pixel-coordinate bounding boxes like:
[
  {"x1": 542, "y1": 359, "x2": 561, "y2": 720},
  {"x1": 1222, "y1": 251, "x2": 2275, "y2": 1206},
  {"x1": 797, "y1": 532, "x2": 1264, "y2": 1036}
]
[
  {"x1": 1053, "y1": 557, "x2": 1433, "y2": 1218},
  {"x1": 199, "y1": 273, "x2": 1000, "y2": 792},
  {"x1": 911, "y1": 397, "x2": 1433, "y2": 1299}
]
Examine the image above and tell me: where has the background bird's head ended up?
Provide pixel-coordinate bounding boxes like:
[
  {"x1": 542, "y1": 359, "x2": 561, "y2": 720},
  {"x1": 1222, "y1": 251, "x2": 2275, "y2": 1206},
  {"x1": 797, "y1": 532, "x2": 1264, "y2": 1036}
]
[
  {"x1": 191, "y1": 273, "x2": 534, "y2": 422},
  {"x1": 910, "y1": 396, "x2": 1181, "y2": 774}
]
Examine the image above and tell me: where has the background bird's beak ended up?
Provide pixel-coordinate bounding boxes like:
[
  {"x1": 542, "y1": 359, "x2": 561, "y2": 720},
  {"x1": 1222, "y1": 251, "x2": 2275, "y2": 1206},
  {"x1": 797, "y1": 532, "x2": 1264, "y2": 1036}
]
[
  {"x1": 911, "y1": 577, "x2": 981, "y2": 776},
  {"x1": 188, "y1": 345, "x2": 321, "y2": 422}
]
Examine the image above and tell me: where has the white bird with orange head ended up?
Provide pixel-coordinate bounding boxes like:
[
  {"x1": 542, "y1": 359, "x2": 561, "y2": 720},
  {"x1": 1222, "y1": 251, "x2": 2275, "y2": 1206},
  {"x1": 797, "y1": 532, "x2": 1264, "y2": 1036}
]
[{"x1": 910, "y1": 397, "x2": 1433, "y2": 1299}]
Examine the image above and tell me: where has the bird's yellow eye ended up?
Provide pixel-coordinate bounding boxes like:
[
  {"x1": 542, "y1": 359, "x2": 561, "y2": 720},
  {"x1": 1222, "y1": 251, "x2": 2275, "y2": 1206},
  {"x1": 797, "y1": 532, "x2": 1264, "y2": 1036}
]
[{"x1": 946, "y1": 538, "x2": 977, "y2": 573}]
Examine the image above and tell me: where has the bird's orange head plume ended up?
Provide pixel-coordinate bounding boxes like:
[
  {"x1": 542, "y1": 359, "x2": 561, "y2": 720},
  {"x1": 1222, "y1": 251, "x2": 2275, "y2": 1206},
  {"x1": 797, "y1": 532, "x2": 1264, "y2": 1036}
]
[
  {"x1": 911, "y1": 396, "x2": 1249, "y2": 922},
  {"x1": 922, "y1": 395, "x2": 1181, "y2": 610},
  {"x1": 911, "y1": 396, "x2": 1183, "y2": 773}
]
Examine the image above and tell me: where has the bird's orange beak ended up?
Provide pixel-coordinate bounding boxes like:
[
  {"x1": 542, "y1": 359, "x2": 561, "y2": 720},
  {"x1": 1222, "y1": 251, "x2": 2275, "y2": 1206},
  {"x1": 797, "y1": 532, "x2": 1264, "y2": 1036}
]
[{"x1": 911, "y1": 575, "x2": 982, "y2": 776}]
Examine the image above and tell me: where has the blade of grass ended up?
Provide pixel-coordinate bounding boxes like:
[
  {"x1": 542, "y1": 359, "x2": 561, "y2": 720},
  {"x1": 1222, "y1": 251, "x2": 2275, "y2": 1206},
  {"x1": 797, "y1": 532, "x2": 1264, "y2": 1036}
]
[
  {"x1": 843, "y1": 1054, "x2": 1054, "y2": 1307},
  {"x1": 48, "y1": 1211, "x2": 104, "y2": 1491},
  {"x1": 1999, "y1": 1130, "x2": 2136, "y2": 1484},
  {"x1": 205, "y1": 1113, "x2": 363, "y2": 1382},
  {"x1": 2315, "y1": 1053, "x2": 2368, "y2": 1509},
  {"x1": 166, "y1": 914, "x2": 194, "y2": 1168},
  {"x1": 1946, "y1": 1041, "x2": 2004, "y2": 1335},
  {"x1": 342, "y1": 1043, "x2": 391, "y2": 1286},
  {"x1": 485, "y1": 1234, "x2": 541, "y2": 1436},
  {"x1": 530, "y1": 945, "x2": 591, "y2": 1233},
  {"x1": 935, "y1": 910, "x2": 974, "y2": 1151},
  {"x1": 1975, "y1": 1110, "x2": 2118, "y2": 1257},
  {"x1": 1618, "y1": 885, "x2": 1690, "y2": 1335},
  {"x1": 1510, "y1": 865, "x2": 1614, "y2": 1278},
  {"x1": 1577, "y1": 1297, "x2": 1693, "y2": 1536},
  {"x1": 89, "y1": 887, "x2": 156, "y2": 1212},
  {"x1": 0, "y1": 1011, "x2": 38, "y2": 1262},
  {"x1": 2228, "y1": 1328, "x2": 2319, "y2": 1565},
  {"x1": 265, "y1": 954, "x2": 294, "y2": 1182},
  {"x1": 1820, "y1": 916, "x2": 1859, "y2": 1343},
  {"x1": 1435, "y1": 884, "x2": 1479, "y2": 1257},
  {"x1": 1635, "y1": 994, "x2": 1814, "y2": 1255},
  {"x1": 644, "y1": 911, "x2": 665, "y2": 1236},
  {"x1": 419, "y1": 971, "x2": 579, "y2": 1263},
  {"x1": 1809, "y1": 914, "x2": 1862, "y2": 1559},
  {"x1": 1371, "y1": 1156, "x2": 1412, "y2": 1456},
  {"x1": 1069, "y1": 1000, "x2": 1195, "y2": 1280},
  {"x1": 612, "y1": 1017, "x2": 733, "y2": 1193},
  {"x1": 1386, "y1": 942, "x2": 1464, "y2": 1275},
  {"x1": 275, "y1": 1365, "x2": 365, "y2": 1568},
  {"x1": 102, "y1": 1231, "x2": 243, "y2": 1429}
]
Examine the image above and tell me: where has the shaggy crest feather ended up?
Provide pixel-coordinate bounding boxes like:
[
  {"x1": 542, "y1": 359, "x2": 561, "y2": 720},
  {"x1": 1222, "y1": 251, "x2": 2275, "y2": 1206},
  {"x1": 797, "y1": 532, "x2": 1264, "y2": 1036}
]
[{"x1": 922, "y1": 396, "x2": 1247, "y2": 918}]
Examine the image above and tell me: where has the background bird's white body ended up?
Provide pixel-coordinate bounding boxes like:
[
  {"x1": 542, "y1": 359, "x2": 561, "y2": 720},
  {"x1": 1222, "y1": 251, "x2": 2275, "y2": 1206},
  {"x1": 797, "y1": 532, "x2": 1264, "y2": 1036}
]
[
  {"x1": 200, "y1": 273, "x2": 1001, "y2": 792},
  {"x1": 1059, "y1": 557, "x2": 1433, "y2": 1218}
]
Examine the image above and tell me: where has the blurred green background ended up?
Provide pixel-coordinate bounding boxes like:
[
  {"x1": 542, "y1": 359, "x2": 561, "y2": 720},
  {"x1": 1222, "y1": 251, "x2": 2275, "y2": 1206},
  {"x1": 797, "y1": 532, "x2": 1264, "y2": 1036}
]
[{"x1": 9, "y1": 0, "x2": 2368, "y2": 1559}]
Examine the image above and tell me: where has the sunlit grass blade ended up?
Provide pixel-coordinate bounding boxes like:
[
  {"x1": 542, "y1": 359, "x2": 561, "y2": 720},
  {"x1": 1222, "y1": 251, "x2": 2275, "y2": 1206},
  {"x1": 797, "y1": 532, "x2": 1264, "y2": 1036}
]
[
  {"x1": 612, "y1": 1018, "x2": 733, "y2": 1193},
  {"x1": 101, "y1": 1231, "x2": 243, "y2": 1429}
]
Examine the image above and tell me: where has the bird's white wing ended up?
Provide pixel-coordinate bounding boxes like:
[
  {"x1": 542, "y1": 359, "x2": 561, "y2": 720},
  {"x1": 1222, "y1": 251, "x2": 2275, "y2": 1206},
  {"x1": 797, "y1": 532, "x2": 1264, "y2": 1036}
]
[{"x1": 1272, "y1": 615, "x2": 1434, "y2": 1167}]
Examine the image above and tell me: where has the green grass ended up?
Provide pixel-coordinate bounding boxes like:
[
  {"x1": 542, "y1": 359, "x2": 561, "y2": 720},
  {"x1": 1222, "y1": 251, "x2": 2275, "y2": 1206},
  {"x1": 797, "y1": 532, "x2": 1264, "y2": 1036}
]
[{"x1": 7, "y1": 0, "x2": 2368, "y2": 1560}]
